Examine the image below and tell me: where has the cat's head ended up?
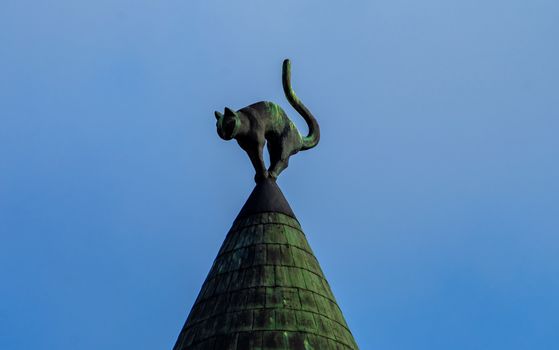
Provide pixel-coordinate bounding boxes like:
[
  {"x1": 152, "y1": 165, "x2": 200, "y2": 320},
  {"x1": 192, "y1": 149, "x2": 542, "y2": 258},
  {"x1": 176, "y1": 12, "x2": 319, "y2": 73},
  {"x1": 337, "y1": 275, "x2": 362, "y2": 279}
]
[{"x1": 215, "y1": 107, "x2": 240, "y2": 140}]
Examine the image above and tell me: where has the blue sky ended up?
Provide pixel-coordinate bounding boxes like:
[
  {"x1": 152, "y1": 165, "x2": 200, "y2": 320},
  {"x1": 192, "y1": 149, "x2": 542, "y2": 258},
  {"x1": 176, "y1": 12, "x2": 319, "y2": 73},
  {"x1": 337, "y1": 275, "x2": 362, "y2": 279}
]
[{"x1": 1, "y1": 1, "x2": 558, "y2": 349}]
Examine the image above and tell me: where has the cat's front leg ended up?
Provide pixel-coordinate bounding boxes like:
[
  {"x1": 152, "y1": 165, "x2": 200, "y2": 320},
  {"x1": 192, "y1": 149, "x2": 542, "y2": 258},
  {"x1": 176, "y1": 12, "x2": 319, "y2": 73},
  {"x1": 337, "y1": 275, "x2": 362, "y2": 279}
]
[{"x1": 246, "y1": 144, "x2": 268, "y2": 183}]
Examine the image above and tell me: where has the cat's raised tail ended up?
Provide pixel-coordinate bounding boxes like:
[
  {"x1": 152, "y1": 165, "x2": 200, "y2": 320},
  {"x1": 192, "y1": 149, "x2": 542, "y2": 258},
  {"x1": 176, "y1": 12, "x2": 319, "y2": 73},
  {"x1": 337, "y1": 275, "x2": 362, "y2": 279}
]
[{"x1": 282, "y1": 59, "x2": 320, "y2": 151}]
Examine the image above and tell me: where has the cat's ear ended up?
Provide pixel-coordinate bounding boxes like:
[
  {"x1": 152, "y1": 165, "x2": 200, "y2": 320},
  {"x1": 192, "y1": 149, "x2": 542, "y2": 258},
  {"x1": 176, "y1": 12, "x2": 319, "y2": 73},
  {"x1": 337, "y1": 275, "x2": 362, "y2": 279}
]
[
  {"x1": 224, "y1": 107, "x2": 236, "y2": 116},
  {"x1": 214, "y1": 111, "x2": 223, "y2": 120}
]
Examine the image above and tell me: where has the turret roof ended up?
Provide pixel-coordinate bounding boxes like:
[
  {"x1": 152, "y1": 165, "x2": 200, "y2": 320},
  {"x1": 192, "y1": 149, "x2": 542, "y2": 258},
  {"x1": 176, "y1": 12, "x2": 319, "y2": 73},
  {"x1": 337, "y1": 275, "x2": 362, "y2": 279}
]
[{"x1": 173, "y1": 179, "x2": 358, "y2": 349}]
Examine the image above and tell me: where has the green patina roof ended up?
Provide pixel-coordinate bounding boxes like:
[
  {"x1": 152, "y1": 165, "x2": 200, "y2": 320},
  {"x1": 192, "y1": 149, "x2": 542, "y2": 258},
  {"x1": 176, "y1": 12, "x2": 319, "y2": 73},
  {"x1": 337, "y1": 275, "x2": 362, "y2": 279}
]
[{"x1": 174, "y1": 180, "x2": 358, "y2": 349}]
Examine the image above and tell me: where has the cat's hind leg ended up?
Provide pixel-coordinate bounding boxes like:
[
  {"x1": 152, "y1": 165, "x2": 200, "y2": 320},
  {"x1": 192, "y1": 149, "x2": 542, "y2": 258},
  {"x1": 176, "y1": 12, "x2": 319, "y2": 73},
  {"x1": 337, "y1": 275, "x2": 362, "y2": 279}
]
[
  {"x1": 269, "y1": 157, "x2": 289, "y2": 179},
  {"x1": 268, "y1": 133, "x2": 301, "y2": 179},
  {"x1": 268, "y1": 145, "x2": 291, "y2": 179},
  {"x1": 267, "y1": 141, "x2": 286, "y2": 180}
]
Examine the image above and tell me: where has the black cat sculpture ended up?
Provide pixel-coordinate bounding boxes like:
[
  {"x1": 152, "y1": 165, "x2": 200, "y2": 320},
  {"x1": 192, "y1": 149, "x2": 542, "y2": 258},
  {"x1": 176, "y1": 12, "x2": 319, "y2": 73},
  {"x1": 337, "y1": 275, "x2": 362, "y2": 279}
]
[{"x1": 215, "y1": 59, "x2": 320, "y2": 183}]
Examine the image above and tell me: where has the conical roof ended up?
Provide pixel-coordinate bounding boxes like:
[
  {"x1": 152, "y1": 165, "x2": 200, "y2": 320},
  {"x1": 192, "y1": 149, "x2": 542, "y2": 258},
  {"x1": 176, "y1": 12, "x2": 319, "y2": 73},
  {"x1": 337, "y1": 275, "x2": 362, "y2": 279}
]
[{"x1": 174, "y1": 179, "x2": 358, "y2": 349}]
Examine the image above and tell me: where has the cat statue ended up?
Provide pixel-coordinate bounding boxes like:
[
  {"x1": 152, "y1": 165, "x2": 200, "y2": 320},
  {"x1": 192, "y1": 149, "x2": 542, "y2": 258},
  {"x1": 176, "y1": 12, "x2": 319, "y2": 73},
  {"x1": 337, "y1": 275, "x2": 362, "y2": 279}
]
[{"x1": 215, "y1": 59, "x2": 320, "y2": 183}]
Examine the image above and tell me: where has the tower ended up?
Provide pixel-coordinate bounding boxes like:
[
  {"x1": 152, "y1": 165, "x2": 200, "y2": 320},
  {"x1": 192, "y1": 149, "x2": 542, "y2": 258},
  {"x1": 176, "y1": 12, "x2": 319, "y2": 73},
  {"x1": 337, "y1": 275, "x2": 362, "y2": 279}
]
[
  {"x1": 173, "y1": 180, "x2": 358, "y2": 349},
  {"x1": 173, "y1": 59, "x2": 358, "y2": 349}
]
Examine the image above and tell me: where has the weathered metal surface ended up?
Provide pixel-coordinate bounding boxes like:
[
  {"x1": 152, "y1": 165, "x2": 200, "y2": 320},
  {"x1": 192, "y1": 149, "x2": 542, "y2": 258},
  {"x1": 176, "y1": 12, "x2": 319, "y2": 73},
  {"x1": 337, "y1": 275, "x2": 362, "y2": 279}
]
[
  {"x1": 235, "y1": 178, "x2": 295, "y2": 222},
  {"x1": 173, "y1": 60, "x2": 358, "y2": 349},
  {"x1": 214, "y1": 59, "x2": 320, "y2": 183},
  {"x1": 173, "y1": 183, "x2": 358, "y2": 350}
]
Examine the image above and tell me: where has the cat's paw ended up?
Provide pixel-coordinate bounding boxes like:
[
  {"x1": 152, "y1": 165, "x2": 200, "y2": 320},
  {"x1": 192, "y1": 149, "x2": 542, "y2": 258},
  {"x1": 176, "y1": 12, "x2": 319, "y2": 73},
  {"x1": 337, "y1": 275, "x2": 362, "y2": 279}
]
[{"x1": 254, "y1": 171, "x2": 269, "y2": 183}]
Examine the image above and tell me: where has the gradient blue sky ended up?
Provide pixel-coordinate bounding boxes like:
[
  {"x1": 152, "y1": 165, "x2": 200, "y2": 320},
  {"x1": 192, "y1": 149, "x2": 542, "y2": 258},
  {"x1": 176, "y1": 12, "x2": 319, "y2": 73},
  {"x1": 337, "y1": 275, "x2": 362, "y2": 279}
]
[{"x1": 1, "y1": 1, "x2": 558, "y2": 349}]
